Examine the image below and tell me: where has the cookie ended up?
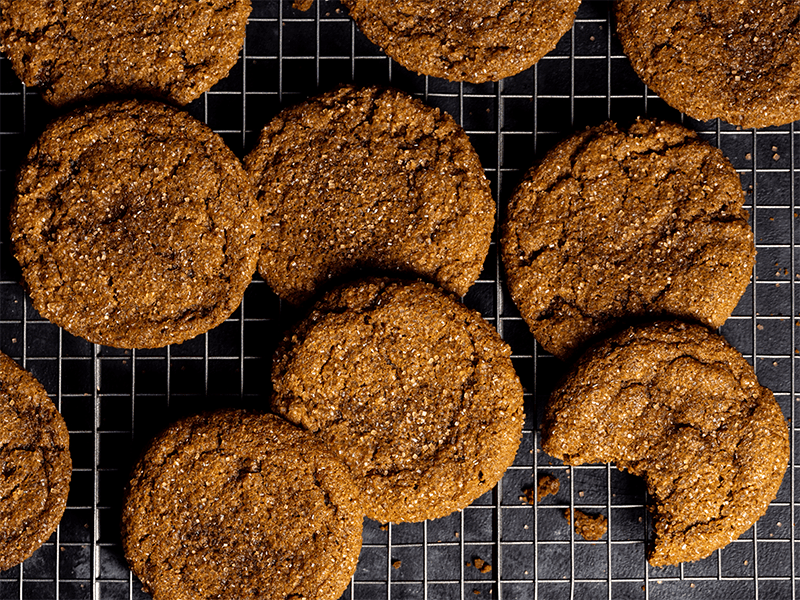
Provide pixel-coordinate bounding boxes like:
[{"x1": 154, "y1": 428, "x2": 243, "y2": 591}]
[
  {"x1": 11, "y1": 99, "x2": 263, "y2": 349},
  {"x1": 0, "y1": 0, "x2": 250, "y2": 107},
  {"x1": 271, "y1": 278, "x2": 524, "y2": 523},
  {"x1": 245, "y1": 85, "x2": 494, "y2": 304},
  {"x1": 330, "y1": 0, "x2": 582, "y2": 83},
  {"x1": 0, "y1": 352, "x2": 71, "y2": 571},
  {"x1": 542, "y1": 321, "x2": 789, "y2": 566},
  {"x1": 501, "y1": 119, "x2": 754, "y2": 359},
  {"x1": 122, "y1": 410, "x2": 363, "y2": 600},
  {"x1": 616, "y1": 0, "x2": 800, "y2": 128}
]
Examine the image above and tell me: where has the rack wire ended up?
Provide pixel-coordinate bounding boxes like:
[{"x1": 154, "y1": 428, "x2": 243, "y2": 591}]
[{"x1": 0, "y1": 1, "x2": 796, "y2": 598}]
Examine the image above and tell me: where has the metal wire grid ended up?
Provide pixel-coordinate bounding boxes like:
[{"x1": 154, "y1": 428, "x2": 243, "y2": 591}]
[{"x1": 0, "y1": 0, "x2": 796, "y2": 598}]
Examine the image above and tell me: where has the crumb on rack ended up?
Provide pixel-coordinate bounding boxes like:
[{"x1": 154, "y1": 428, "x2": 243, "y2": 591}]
[
  {"x1": 472, "y1": 558, "x2": 492, "y2": 574},
  {"x1": 564, "y1": 509, "x2": 608, "y2": 541},
  {"x1": 524, "y1": 474, "x2": 560, "y2": 504}
]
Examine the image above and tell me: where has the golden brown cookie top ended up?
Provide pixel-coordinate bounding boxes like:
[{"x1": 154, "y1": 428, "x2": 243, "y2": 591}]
[
  {"x1": 0, "y1": 352, "x2": 71, "y2": 571},
  {"x1": 616, "y1": 0, "x2": 800, "y2": 128},
  {"x1": 0, "y1": 0, "x2": 250, "y2": 106},
  {"x1": 122, "y1": 410, "x2": 363, "y2": 600},
  {"x1": 271, "y1": 278, "x2": 524, "y2": 523},
  {"x1": 501, "y1": 119, "x2": 754, "y2": 359},
  {"x1": 338, "y1": 0, "x2": 582, "y2": 82},
  {"x1": 245, "y1": 85, "x2": 494, "y2": 304},
  {"x1": 11, "y1": 99, "x2": 263, "y2": 349},
  {"x1": 543, "y1": 321, "x2": 789, "y2": 566}
]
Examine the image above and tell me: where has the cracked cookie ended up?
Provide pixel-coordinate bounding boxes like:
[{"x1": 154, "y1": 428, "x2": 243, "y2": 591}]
[
  {"x1": 501, "y1": 119, "x2": 754, "y2": 359},
  {"x1": 121, "y1": 409, "x2": 363, "y2": 600},
  {"x1": 616, "y1": 0, "x2": 800, "y2": 128},
  {"x1": 0, "y1": 0, "x2": 250, "y2": 107},
  {"x1": 320, "y1": 0, "x2": 582, "y2": 82},
  {"x1": 245, "y1": 85, "x2": 493, "y2": 304},
  {"x1": 542, "y1": 321, "x2": 789, "y2": 566},
  {"x1": 271, "y1": 278, "x2": 524, "y2": 523},
  {"x1": 11, "y1": 99, "x2": 263, "y2": 349},
  {"x1": 0, "y1": 351, "x2": 71, "y2": 571}
]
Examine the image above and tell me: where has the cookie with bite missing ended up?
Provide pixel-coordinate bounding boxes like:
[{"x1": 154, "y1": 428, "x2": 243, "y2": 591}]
[{"x1": 542, "y1": 321, "x2": 789, "y2": 566}]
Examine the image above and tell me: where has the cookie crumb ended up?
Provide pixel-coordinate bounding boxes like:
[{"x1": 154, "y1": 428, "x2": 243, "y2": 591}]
[
  {"x1": 393, "y1": 560, "x2": 402, "y2": 569},
  {"x1": 524, "y1": 474, "x2": 560, "y2": 504},
  {"x1": 472, "y1": 558, "x2": 492, "y2": 573},
  {"x1": 564, "y1": 509, "x2": 608, "y2": 541}
]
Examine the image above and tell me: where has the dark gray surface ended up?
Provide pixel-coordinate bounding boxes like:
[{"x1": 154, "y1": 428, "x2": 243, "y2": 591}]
[{"x1": 0, "y1": 1, "x2": 795, "y2": 598}]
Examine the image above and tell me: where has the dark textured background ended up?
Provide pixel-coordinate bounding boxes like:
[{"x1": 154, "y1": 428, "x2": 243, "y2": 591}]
[{"x1": 0, "y1": 1, "x2": 796, "y2": 598}]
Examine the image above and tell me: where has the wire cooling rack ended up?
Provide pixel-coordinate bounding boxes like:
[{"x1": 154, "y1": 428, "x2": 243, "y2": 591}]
[{"x1": 0, "y1": 1, "x2": 796, "y2": 598}]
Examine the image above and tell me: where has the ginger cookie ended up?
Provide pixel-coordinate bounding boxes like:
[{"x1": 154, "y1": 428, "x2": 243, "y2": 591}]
[
  {"x1": 0, "y1": 352, "x2": 71, "y2": 571},
  {"x1": 11, "y1": 99, "x2": 263, "y2": 349},
  {"x1": 331, "y1": 0, "x2": 582, "y2": 83},
  {"x1": 501, "y1": 119, "x2": 754, "y2": 359},
  {"x1": 616, "y1": 0, "x2": 800, "y2": 128},
  {"x1": 0, "y1": 0, "x2": 250, "y2": 106},
  {"x1": 122, "y1": 410, "x2": 363, "y2": 600},
  {"x1": 271, "y1": 278, "x2": 524, "y2": 523},
  {"x1": 245, "y1": 85, "x2": 493, "y2": 304},
  {"x1": 542, "y1": 321, "x2": 789, "y2": 566}
]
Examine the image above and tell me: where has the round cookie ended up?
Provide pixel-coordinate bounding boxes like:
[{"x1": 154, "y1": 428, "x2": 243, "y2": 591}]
[
  {"x1": 245, "y1": 85, "x2": 494, "y2": 304},
  {"x1": 0, "y1": 352, "x2": 71, "y2": 571},
  {"x1": 122, "y1": 410, "x2": 363, "y2": 600},
  {"x1": 271, "y1": 278, "x2": 524, "y2": 523},
  {"x1": 616, "y1": 0, "x2": 800, "y2": 128},
  {"x1": 542, "y1": 321, "x2": 789, "y2": 566},
  {"x1": 337, "y1": 0, "x2": 582, "y2": 83},
  {"x1": 0, "y1": 0, "x2": 250, "y2": 107},
  {"x1": 11, "y1": 99, "x2": 263, "y2": 349},
  {"x1": 501, "y1": 119, "x2": 754, "y2": 360}
]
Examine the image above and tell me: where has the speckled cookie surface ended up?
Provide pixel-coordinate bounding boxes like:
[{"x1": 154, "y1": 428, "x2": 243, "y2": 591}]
[
  {"x1": 245, "y1": 85, "x2": 493, "y2": 304},
  {"x1": 0, "y1": 0, "x2": 250, "y2": 106},
  {"x1": 501, "y1": 119, "x2": 754, "y2": 359},
  {"x1": 11, "y1": 99, "x2": 263, "y2": 349},
  {"x1": 121, "y1": 410, "x2": 363, "y2": 600},
  {"x1": 337, "y1": 0, "x2": 582, "y2": 82},
  {"x1": 271, "y1": 278, "x2": 524, "y2": 523},
  {"x1": 542, "y1": 321, "x2": 789, "y2": 566},
  {"x1": 0, "y1": 352, "x2": 71, "y2": 571},
  {"x1": 616, "y1": 0, "x2": 800, "y2": 128}
]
